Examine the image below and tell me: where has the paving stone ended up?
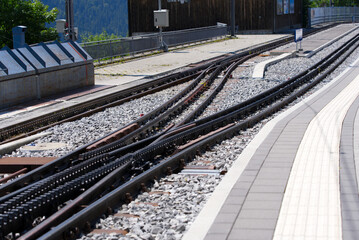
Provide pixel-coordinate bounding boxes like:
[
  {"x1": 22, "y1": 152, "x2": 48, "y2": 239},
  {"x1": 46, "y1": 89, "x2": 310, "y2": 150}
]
[
  {"x1": 224, "y1": 196, "x2": 246, "y2": 205},
  {"x1": 241, "y1": 170, "x2": 258, "y2": 176},
  {"x1": 242, "y1": 200, "x2": 282, "y2": 210},
  {"x1": 253, "y1": 178, "x2": 288, "y2": 186},
  {"x1": 204, "y1": 233, "x2": 229, "y2": 240},
  {"x1": 342, "y1": 220, "x2": 359, "y2": 231},
  {"x1": 232, "y1": 181, "x2": 252, "y2": 190},
  {"x1": 233, "y1": 218, "x2": 277, "y2": 230},
  {"x1": 213, "y1": 213, "x2": 238, "y2": 223},
  {"x1": 229, "y1": 187, "x2": 250, "y2": 197},
  {"x1": 342, "y1": 201, "x2": 359, "y2": 211},
  {"x1": 207, "y1": 222, "x2": 233, "y2": 234},
  {"x1": 227, "y1": 228, "x2": 273, "y2": 240},
  {"x1": 250, "y1": 184, "x2": 286, "y2": 193},
  {"x1": 238, "y1": 209, "x2": 280, "y2": 219},
  {"x1": 256, "y1": 168, "x2": 291, "y2": 180},
  {"x1": 341, "y1": 194, "x2": 359, "y2": 202},
  {"x1": 245, "y1": 192, "x2": 283, "y2": 201},
  {"x1": 261, "y1": 161, "x2": 294, "y2": 168},
  {"x1": 343, "y1": 230, "x2": 359, "y2": 240},
  {"x1": 238, "y1": 174, "x2": 257, "y2": 182},
  {"x1": 220, "y1": 204, "x2": 243, "y2": 214}
]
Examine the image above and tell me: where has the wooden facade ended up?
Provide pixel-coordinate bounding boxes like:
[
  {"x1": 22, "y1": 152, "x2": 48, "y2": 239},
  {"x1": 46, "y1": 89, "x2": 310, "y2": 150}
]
[{"x1": 128, "y1": 0, "x2": 303, "y2": 35}]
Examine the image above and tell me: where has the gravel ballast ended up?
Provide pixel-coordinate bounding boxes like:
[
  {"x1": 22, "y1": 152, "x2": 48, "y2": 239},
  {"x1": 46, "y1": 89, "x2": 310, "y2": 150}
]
[{"x1": 1, "y1": 23, "x2": 357, "y2": 238}]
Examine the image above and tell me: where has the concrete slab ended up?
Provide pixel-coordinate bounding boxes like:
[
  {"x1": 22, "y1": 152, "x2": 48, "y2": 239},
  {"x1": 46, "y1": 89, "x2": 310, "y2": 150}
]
[
  {"x1": 21, "y1": 142, "x2": 67, "y2": 151},
  {"x1": 252, "y1": 52, "x2": 294, "y2": 79}
]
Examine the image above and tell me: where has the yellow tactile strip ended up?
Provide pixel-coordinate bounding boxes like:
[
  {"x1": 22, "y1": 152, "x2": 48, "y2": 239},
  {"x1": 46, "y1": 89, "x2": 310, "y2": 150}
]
[{"x1": 274, "y1": 75, "x2": 359, "y2": 239}]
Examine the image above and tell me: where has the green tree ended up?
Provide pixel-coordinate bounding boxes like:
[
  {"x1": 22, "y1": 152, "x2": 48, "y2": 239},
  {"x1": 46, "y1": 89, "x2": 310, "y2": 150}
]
[
  {"x1": 41, "y1": 0, "x2": 128, "y2": 42},
  {"x1": 0, "y1": 0, "x2": 58, "y2": 48},
  {"x1": 332, "y1": 0, "x2": 359, "y2": 6},
  {"x1": 81, "y1": 30, "x2": 122, "y2": 43},
  {"x1": 309, "y1": 0, "x2": 359, "y2": 7},
  {"x1": 309, "y1": 0, "x2": 330, "y2": 7},
  {"x1": 303, "y1": 0, "x2": 311, "y2": 27}
]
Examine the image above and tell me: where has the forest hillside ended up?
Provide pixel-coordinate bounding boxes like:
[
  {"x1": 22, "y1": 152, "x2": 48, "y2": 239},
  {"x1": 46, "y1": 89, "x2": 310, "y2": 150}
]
[{"x1": 42, "y1": 0, "x2": 128, "y2": 40}]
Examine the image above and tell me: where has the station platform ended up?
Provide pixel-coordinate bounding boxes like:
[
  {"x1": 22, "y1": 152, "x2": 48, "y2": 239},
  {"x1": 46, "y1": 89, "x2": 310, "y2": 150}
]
[
  {"x1": 183, "y1": 47, "x2": 359, "y2": 240},
  {"x1": 0, "y1": 34, "x2": 287, "y2": 129},
  {"x1": 277, "y1": 24, "x2": 359, "y2": 57}
]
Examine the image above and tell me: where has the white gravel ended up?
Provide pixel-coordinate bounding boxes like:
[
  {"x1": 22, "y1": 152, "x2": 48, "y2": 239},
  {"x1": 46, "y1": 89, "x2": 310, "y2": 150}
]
[{"x1": 4, "y1": 81, "x2": 192, "y2": 158}]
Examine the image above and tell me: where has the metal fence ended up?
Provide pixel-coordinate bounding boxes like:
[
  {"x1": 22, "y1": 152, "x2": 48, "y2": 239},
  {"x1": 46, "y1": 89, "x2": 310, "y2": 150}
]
[
  {"x1": 81, "y1": 24, "x2": 227, "y2": 60},
  {"x1": 308, "y1": 7, "x2": 359, "y2": 27}
]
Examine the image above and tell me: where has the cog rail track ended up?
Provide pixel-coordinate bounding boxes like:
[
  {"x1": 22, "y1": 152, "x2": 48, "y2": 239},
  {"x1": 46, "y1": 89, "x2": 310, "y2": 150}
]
[{"x1": 0, "y1": 28, "x2": 357, "y2": 240}]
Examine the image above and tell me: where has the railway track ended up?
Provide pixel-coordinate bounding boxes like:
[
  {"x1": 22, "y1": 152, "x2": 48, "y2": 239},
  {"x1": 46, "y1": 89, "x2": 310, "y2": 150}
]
[
  {"x1": 0, "y1": 24, "x2": 336, "y2": 146},
  {"x1": 0, "y1": 24, "x2": 351, "y2": 239}
]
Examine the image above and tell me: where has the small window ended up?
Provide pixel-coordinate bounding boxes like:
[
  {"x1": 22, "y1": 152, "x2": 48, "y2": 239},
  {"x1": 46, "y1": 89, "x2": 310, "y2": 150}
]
[
  {"x1": 277, "y1": 0, "x2": 294, "y2": 15},
  {"x1": 284, "y1": 0, "x2": 289, "y2": 14},
  {"x1": 277, "y1": 0, "x2": 283, "y2": 15},
  {"x1": 290, "y1": 0, "x2": 295, "y2": 13}
]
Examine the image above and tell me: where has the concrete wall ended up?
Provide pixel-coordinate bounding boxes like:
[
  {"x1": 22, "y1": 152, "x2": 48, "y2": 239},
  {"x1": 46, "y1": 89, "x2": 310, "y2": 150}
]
[
  {"x1": 0, "y1": 62, "x2": 94, "y2": 109},
  {"x1": 0, "y1": 41, "x2": 94, "y2": 110}
]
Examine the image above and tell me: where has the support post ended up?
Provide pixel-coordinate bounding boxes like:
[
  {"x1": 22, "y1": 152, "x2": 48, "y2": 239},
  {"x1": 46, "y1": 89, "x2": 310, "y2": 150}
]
[
  {"x1": 231, "y1": 0, "x2": 235, "y2": 37},
  {"x1": 273, "y1": 0, "x2": 276, "y2": 33},
  {"x1": 157, "y1": 0, "x2": 168, "y2": 52},
  {"x1": 66, "y1": 0, "x2": 76, "y2": 41}
]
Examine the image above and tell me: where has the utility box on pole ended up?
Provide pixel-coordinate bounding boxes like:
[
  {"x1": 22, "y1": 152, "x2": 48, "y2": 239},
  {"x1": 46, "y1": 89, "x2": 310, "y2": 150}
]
[
  {"x1": 56, "y1": 19, "x2": 66, "y2": 33},
  {"x1": 56, "y1": 19, "x2": 66, "y2": 42},
  {"x1": 154, "y1": 10, "x2": 169, "y2": 27}
]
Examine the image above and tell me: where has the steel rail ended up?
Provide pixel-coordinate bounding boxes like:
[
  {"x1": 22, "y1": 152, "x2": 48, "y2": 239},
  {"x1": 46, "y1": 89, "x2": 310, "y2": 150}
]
[{"x1": 77, "y1": 65, "x2": 217, "y2": 160}]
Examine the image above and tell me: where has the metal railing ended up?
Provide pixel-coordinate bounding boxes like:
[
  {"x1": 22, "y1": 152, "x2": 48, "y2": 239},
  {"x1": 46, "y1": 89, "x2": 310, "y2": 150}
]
[
  {"x1": 81, "y1": 24, "x2": 227, "y2": 60},
  {"x1": 308, "y1": 7, "x2": 359, "y2": 27}
]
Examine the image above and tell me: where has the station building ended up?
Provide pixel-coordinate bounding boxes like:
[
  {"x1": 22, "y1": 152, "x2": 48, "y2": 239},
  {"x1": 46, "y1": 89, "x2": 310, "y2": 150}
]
[{"x1": 128, "y1": 0, "x2": 303, "y2": 35}]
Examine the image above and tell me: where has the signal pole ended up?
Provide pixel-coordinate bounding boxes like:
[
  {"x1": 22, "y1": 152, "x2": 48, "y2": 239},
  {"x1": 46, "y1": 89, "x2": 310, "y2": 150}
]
[{"x1": 66, "y1": 0, "x2": 75, "y2": 40}]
